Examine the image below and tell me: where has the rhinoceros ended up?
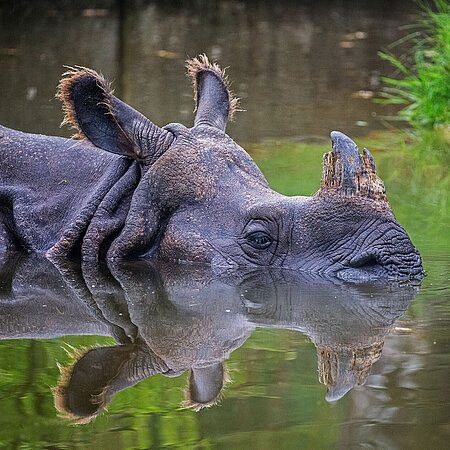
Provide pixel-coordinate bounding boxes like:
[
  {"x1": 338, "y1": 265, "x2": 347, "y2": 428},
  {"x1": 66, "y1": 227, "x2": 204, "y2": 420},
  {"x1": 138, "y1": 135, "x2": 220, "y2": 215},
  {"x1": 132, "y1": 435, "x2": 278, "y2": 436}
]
[{"x1": 0, "y1": 55, "x2": 423, "y2": 281}]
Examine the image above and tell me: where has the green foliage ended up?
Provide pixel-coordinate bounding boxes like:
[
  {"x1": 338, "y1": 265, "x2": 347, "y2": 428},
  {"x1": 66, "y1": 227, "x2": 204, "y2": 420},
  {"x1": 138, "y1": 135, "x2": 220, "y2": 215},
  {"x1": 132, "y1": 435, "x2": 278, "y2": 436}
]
[{"x1": 376, "y1": 0, "x2": 450, "y2": 129}]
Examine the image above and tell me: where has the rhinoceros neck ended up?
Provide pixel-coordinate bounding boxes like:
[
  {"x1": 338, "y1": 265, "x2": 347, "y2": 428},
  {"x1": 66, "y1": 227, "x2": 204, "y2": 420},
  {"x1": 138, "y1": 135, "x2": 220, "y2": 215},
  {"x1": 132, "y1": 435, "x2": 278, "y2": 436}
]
[
  {"x1": 1, "y1": 128, "x2": 132, "y2": 254},
  {"x1": 47, "y1": 159, "x2": 140, "y2": 261}
]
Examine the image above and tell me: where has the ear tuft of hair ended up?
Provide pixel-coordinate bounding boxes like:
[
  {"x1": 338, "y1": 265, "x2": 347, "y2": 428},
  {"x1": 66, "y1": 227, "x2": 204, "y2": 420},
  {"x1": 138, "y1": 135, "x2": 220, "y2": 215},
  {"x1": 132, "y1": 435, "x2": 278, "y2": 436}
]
[
  {"x1": 180, "y1": 364, "x2": 231, "y2": 412},
  {"x1": 52, "y1": 344, "x2": 107, "y2": 425},
  {"x1": 56, "y1": 66, "x2": 114, "y2": 140},
  {"x1": 186, "y1": 54, "x2": 240, "y2": 121}
]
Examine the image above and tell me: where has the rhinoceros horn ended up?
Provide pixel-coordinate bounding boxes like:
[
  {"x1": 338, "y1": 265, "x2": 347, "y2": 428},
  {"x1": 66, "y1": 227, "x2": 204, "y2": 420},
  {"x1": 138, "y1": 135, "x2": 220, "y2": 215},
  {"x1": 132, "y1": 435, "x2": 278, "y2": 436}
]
[
  {"x1": 187, "y1": 54, "x2": 239, "y2": 131},
  {"x1": 57, "y1": 67, "x2": 174, "y2": 164},
  {"x1": 319, "y1": 131, "x2": 387, "y2": 203}
]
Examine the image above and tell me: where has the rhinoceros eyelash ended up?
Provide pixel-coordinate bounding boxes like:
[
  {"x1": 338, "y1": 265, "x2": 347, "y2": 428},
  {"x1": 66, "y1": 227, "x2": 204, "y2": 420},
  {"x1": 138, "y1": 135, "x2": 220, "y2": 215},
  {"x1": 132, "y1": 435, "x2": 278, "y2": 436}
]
[{"x1": 245, "y1": 231, "x2": 274, "y2": 250}]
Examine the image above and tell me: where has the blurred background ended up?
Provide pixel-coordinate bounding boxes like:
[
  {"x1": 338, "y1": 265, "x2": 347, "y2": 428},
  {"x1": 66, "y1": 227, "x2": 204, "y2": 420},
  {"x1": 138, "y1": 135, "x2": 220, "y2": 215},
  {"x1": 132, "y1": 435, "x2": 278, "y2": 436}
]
[{"x1": 0, "y1": 0, "x2": 418, "y2": 142}]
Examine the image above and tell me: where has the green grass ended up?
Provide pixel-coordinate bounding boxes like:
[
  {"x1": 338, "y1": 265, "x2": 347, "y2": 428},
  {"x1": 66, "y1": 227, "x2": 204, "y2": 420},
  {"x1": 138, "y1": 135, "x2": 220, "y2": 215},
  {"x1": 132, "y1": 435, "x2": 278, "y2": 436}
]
[{"x1": 376, "y1": 0, "x2": 450, "y2": 130}]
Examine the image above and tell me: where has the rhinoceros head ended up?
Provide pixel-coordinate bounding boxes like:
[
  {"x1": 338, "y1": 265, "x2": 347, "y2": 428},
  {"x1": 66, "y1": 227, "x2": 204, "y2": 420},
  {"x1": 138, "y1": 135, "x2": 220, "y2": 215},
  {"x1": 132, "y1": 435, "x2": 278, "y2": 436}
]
[{"x1": 57, "y1": 55, "x2": 423, "y2": 281}]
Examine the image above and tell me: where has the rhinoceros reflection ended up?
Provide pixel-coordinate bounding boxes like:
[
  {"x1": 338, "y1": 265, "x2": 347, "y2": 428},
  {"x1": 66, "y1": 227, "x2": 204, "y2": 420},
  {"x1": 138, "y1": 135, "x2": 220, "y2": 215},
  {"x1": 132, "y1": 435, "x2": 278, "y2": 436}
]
[{"x1": 0, "y1": 255, "x2": 418, "y2": 422}]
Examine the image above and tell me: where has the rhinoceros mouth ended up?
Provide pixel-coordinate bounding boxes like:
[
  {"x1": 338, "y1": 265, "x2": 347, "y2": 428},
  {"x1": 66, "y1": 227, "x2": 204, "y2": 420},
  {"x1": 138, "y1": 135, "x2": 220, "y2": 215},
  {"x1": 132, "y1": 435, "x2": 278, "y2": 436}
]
[{"x1": 334, "y1": 245, "x2": 424, "y2": 282}]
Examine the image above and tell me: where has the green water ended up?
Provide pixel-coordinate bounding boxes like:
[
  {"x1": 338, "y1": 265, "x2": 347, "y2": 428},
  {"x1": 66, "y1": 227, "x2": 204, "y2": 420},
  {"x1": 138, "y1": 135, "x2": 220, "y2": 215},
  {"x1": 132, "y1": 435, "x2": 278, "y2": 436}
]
[{"x1": 0, "y1": 1, "x2": 449, "y2": 449}]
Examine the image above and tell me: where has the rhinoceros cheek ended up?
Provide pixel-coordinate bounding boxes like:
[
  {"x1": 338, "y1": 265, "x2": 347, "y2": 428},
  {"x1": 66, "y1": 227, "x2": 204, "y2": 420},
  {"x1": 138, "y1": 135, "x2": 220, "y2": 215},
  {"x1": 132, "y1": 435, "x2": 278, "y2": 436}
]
[{"x1": 158, "y1": 231, "x2": 211, "y2": 264}]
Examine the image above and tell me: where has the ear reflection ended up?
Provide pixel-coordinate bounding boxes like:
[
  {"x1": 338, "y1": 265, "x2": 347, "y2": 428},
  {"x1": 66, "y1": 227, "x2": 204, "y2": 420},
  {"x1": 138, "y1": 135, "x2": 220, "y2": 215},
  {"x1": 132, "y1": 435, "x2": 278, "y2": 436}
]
[
  {"x1": 53, "y1": 342, "x2": 170, "y2": 423},
  {"x1": 182, "y1": 363, "x2": 231, "y2": 412}
]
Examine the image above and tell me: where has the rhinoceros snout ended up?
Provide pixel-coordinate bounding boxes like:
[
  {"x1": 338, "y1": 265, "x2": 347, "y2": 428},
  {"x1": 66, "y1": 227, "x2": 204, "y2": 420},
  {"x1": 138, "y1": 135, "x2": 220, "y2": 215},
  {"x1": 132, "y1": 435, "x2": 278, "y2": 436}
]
[{"x1": 336, "y1": 235, "x2": 424, "y2": 282}]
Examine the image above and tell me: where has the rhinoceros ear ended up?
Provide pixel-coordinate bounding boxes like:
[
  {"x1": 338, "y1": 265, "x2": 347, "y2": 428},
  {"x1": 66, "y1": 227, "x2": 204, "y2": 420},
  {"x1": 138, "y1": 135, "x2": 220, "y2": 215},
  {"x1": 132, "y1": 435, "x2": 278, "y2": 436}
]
[
  {"x1": 187, "y1": 55, "x2": 239, "y2": 131},
  {"x1": 57, "y1": 67, "x2": 174, "y2": 164}
]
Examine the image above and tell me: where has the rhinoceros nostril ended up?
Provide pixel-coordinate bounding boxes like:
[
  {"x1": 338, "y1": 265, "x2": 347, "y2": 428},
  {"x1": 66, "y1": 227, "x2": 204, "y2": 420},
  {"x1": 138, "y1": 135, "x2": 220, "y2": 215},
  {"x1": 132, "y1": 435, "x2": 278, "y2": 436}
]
[{"x1": 349, "y1": 252, "x2": 379, "y2": 268}]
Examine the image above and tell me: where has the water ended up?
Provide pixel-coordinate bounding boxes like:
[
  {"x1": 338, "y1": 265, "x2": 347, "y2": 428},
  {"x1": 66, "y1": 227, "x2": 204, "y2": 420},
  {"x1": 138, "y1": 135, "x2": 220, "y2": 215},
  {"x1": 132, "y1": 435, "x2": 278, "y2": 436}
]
[{"x1": 0, "y1": 1, "x2": 449, "y2": 449}]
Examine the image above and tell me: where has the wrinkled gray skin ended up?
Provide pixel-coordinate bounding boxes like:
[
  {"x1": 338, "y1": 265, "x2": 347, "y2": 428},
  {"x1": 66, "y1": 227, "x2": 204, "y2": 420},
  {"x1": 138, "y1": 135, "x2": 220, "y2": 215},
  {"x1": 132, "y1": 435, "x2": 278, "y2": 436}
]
[
  {"x1": 0, "y1": 59, "x2": 423, "y2": 281},
  {"x1": 0, "y1": 255, "x2": 418, "y2": 417}
]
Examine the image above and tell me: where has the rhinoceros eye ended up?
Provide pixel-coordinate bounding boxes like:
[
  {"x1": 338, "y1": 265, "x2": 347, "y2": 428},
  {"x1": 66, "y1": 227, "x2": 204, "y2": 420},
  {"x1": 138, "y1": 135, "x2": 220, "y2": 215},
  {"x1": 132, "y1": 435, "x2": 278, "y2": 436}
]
[{"x1": 246, "y1": 231, "x2": 273, "y2": 250}]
